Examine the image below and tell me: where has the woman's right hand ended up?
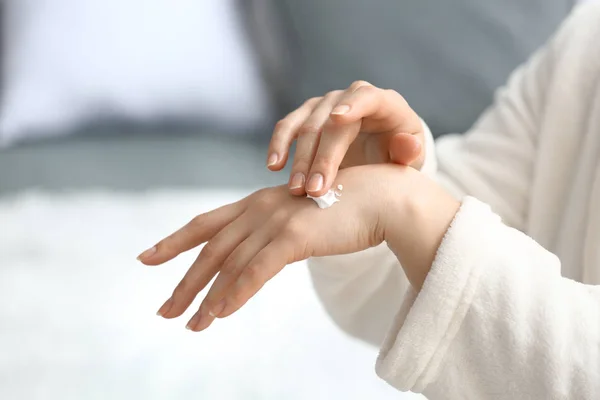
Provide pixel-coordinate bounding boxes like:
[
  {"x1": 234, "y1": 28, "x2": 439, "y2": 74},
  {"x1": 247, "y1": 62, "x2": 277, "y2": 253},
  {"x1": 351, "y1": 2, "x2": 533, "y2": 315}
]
[{"x1": 266, "y1": 81, "x2": 426, "y2": 198}]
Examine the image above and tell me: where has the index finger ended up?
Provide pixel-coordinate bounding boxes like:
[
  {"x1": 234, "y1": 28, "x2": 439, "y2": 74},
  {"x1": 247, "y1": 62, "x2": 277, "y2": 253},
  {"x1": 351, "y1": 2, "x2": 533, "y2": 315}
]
[
  {"x1": 305, "y1": 118, "x2": 362, "y2": 196},
  {"x1": 137, "y1": 200, "x2": 248, "y2": 265}
]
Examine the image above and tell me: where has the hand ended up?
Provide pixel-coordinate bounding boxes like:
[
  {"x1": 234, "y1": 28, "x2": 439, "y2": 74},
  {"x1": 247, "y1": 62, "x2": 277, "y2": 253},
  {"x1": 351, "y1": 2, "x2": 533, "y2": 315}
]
[
  {"x1": 266, "y1": 80, "x2": 425, "y2": 197},
  {"x1": 138, "y1": 165, "x2": 413, "y2": 332}
]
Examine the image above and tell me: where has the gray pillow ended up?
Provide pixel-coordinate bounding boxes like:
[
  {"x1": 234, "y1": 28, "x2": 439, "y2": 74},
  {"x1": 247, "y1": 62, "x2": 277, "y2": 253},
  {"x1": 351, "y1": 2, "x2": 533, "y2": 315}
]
[{"x1": 244, "y1": 0, "x2": 573, "y2": 136}]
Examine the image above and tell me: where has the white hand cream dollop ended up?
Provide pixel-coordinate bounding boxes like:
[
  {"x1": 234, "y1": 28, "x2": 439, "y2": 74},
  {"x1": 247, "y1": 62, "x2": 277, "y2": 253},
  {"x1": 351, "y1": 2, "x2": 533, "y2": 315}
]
[{"x1": 307, "y1": 189, "x2": 340, "y2": 209}]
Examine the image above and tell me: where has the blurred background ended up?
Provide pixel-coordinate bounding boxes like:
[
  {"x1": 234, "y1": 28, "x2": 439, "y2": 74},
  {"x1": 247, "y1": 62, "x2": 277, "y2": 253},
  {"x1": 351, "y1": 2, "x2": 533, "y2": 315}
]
[{"x1": 0, "y1": 0, "x2": 579, "y2": 399}]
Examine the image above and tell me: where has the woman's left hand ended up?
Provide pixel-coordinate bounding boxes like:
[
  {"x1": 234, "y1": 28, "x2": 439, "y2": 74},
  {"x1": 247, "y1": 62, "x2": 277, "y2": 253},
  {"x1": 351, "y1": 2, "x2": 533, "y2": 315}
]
[{"x1": 137, "y1": 165, "x2": 415, "y2": 331}]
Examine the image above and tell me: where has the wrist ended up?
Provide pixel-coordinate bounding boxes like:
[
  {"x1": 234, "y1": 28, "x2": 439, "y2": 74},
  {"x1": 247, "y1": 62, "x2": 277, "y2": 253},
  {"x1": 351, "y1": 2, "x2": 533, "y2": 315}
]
[{"x1": 383, "y1": 171, "x2": 460, "y2": 289}]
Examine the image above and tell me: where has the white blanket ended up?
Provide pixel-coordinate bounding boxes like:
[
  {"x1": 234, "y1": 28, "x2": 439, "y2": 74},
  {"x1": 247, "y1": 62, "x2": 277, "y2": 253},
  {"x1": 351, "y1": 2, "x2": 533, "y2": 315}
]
[{"x1": 0, "y1": 190, "x2": 422, "y2": 400}]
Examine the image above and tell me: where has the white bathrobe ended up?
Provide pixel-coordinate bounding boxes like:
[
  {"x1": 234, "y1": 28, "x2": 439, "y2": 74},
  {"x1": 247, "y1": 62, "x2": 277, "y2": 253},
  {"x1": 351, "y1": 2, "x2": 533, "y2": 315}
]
[{"x1": 308, "y1": 3, "x2": 600, "y2": 399}]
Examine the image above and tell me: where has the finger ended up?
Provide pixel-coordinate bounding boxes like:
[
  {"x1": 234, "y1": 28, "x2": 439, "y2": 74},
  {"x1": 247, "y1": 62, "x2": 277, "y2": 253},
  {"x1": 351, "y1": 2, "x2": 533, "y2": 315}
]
[
  {"x1": 267, "y1": 97, "x2": 321, "y2": 171},
  {"x1": 288, "y1": 91, "x2": 343, "y2": 195},
  {"x1": 303, "y1": 83, "x2": 381, "y2": 194},
  {"x1": 330, "y1": 83, "x2": 420, "y2": 135},
  {"x1": 328, "y1": 80, "x2": 379, "y2": 122},
  {"x1": 388, "y1": 131, "x2": 424, "y2": 167},
  {"x1": 331, "y1": 83, "x2": 423, "y2": 169},
  {"x1": 305, "y1": 118, "x2": 362, "y2": 196},
  {"x1": 185, "y1": 309, "x2": 216, "y2": 332},
  {"x1": 137, "y1": 200, "x2": 247, "y2": 265},
  {"x1": 157, "y1": 213, "x2": 252, "y2": 319},
  {"x1": 213, "y1": 237, "x2": 295, "y2": 319},
  {"x1": 186, "y1": 226, "x2": 272, "y2": 331}
]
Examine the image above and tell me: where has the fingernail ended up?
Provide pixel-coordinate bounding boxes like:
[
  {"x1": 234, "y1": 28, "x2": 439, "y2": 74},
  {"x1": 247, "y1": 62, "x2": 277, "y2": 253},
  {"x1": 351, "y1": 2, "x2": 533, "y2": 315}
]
[
  {"x1": 290, "y1": 173, "x2": 305, "y2": 189},
  {"x1": 306, "y1": 173, "x2": 324, "y2": 192},
  {"x1": 266, "y1": 153, "x2": 278, "y2": 167},
  {"x1": 188, "y1": 310, "x2": 216, "y2": 331},
  {"x1": 156, "y1": 297, "x2": 173, "y2": 317},
  {"x1": 137, "y1": 246, "x2": 157, "y2": 261},
  {"x1": 209, "y1": 299, "x2": 227, "y2": 318},
  {"x1": 331, "y1": 105, "x2": 350, "y2": 115},
  {"x1": 186, "y1": 312, "x2": 202, "y2": 331}
]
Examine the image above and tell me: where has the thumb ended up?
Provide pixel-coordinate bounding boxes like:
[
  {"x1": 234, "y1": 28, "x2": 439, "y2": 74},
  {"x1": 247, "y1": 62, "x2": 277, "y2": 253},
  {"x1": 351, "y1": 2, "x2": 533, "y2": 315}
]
[{"x1": 388, "y1": 133, "x2": 424, "y2": 169}]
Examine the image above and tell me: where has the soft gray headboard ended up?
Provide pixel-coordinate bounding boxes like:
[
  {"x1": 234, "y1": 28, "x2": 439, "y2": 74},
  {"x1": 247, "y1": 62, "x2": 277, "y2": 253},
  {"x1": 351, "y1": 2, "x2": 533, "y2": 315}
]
[{"x1": 243, "y1": 0, "x2": 574, "y2": 136}]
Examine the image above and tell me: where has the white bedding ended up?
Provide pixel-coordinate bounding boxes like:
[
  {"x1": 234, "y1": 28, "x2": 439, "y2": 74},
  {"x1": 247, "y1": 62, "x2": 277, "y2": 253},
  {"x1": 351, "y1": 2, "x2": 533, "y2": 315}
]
[{"x1": 0, "y1": 190, "x2": 422, "y2": 400}]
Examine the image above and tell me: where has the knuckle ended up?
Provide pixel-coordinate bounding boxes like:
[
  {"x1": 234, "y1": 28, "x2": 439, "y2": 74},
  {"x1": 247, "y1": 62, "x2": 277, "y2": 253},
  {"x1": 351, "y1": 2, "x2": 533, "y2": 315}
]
[
  {"x1": 283, "y1": 216, "x2": 305, "y2": 238},
  {"x1": 227, "y1": 289, "x2": 245, "y2": 308},
  {"x1": 350, "y1": 80, "x2": 372, "y2": 91},
  {"x1": 273, "y1": 119, "x2": 290, "y2": 133},
  {"x1": 385, "y1": 89, "x2": 407, "y2": 103},
  {"x1": 252, "y1": 187, "x2": 270, "y2": 199},
  {"x1": 220, "y1": 258, "x2": 238, "y2": 277},
  {"x1": 357, "y1": 84, "x2": 378, "y2": 96},
  {"x1": 270, "y1": 209, "x2": 290, "y2": 226},
  {"x1": 325, "y1": 90, "x2": 343, "y2": 99},
  {"x1": 297, "y1": 124, "x2": 321, "y2": 138},
  {"x1": 303, "y1": 97, "x2": 321, "y2": 107},
  {"x1": 221, "y1": 252, "x2": 244, "y2": 278},
  {"x1": 190, "y1": 214, "x2": 206, "y2": 229},
  {"x1": 313, "y1": 156, "x2": 336, "y2": 172},
  {"x1": 242, "y1": 263, "x2": 261, "y2": 283},
  {"x1": 200, "y1": 241, "x2": 219, "y2": 262},
  {"x1": 291, "y1": 158, "x2": 311, "y2": 173},
  {"x1": 254, "y1": 191, "x2": 278, "y2": 211}
]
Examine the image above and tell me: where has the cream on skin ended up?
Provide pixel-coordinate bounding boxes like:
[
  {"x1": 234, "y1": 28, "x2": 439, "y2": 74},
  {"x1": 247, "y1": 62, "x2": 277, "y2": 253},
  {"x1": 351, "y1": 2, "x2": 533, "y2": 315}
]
[
  {"x1": 305, "y1": 174, "x2": 458, "y2": 289},
  {"x1": 307, "y1": 186, "x2": 343, "y2": 209}
]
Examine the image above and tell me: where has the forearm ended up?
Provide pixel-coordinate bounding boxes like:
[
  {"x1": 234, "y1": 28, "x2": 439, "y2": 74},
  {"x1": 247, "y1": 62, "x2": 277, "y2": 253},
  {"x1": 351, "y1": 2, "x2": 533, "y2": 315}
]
[{"x1": 383, "y1": 170, "x2": 460, "y2": 290}]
